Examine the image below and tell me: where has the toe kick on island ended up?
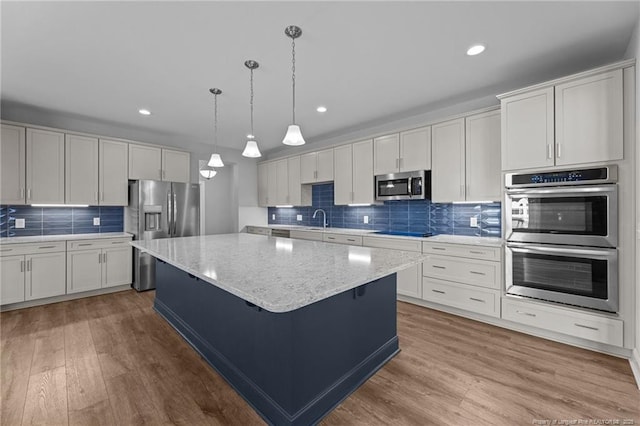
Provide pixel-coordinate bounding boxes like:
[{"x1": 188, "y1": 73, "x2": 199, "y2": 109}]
[{"x1": 153, "y1": 259, "x2": 399, "y2": 426}]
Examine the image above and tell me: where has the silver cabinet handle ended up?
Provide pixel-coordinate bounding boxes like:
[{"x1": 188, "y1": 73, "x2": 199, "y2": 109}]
[
  {"x1": 469, "y1": 271, "x2": 486, "y2": 276},
  {"x1": 399, "y1": 158, "x2": 403, "y2": 170},
  {"x1": 432, "y1": 247, "x2": 446, "y2": 251},
  {"x1": 98, "y1": 253, "x2": 102, "y2": 263},
  {"x1": 432, "y1": 289, "x2": 445, "y2": 294},
  {"x1": 95, "y1": 191, "x2": 99, "y2": 202},
  {"x1": 20, "y1": 260, "x2": 24, "y2": 272},
  {"x1": 516, "y1": 310, "x2": 536, "y2": 317},
  {"x1": 547, "y1": 144, "x2": 553, "y2": 159},
  {"x1": 27, "y1": 188, "x2": 31, "y2": 200},
  {"x1": 0, "y1": 248, "x2": 13, "y2": 252},
  {"x1": 38, "y1": 246, "x2": 56, "y2": 249},
  {"x1": 327, "y1": 237, "x2": 336, "y2": 240},
  {"x1": 111, "y1": 241, "x2": 124, "y2": 244},
  {"x1": 469, "y1": 250, "x2": 485, "y2": 255},
  {"x1": 574, "y1": 323, "x2": 599, "y2": 331},
  {"x1": 103, "y1": 253, "x2": 107, "y2": 263},
  {"x1": 167, "y1": 192, "x2": 172, "y2": 232},
  {"x1": 469, "y1": 297, "x2": 485, "y2": 303},
  {"x1": 432, "y1": 265, "x2": 446, "y2": 269},
  {"x1": 556, "y1": 143, "x2": 562, "y2": 158},
  {"x1": 78, "y1": 243, "x2": 92, "y2": 246},
  {"x1": 173, "y1": 193, "x2": 177, "y2": 235},
  {"x1": 26, "y1": 259, "x2": 31, "y2": 272}
]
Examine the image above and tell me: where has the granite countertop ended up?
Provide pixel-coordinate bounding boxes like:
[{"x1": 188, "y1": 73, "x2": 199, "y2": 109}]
[
  {"x1": 0, "y1": 232, "x2": 133, "y2": 245},
  {"x1": 131, "y1": 233, "x2": 426, "y2": 313}
]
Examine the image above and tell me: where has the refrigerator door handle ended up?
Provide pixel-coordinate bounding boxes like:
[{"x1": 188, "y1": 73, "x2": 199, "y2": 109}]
[
  {"x1": 173, "y1": 193, "x2": 177, "y2": 235},
  {"x1": 167, "y1": 192, "x2": 172, "y2": 234}
]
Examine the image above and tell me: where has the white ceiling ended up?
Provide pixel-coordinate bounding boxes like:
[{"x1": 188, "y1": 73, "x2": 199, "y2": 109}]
[{"x1": 1, "y1": 1, "x2": 638, "y2": 155}]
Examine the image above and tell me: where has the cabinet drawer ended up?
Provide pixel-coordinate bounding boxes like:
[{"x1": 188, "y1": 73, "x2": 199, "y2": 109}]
[
  {"x1": 423, "y1": 242, "x2": 500, "y2": 261},
  {"x1": 323, "y1": 233, "x2": 363, "y2": 246},
  {"x1": 246, "y1": 226, "x2": 271, "y2": 236},
  {"x1": 423, "y1": 255, "x2": 500, "y2": 289},
  {"x1": 290, "y1": 230, "x2": 323, "y2": 241},
  {"x1": 502, "y1": 298, "x2": 623, "y2": 347},
  {"x1": 0, "y1": 241, "x2": 65, "y2": 256},
  {"x1": 422, "y1": 277, "x2": 500, "y2": 318},
  {"x1": 67, "y1": 238, "x2": 131, "y2": 251},
  {"x1": 362, "y1": 236, "x2": 421, "y2": 252}
]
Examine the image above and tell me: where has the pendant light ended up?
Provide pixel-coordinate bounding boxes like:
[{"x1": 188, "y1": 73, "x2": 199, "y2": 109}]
[
  {"x1": 207, "y1": 88, "x2": 225, "y2": 167},
  {"x1": 282, "y1": 25, "x2": 305, "y2": 146},
  {"x1": 242, "y1": 60, "x2": 262, "y2": 158}
]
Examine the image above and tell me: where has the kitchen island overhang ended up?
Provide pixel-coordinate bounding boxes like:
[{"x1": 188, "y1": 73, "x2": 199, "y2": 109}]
[{"x1": 131, "y1": 234, "x2": 426, "y2": 425}]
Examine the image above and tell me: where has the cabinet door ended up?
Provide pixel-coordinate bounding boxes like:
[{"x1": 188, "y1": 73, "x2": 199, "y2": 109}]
[
  {"x1": 333, "y1": 144, "x2": 353, "y2": 205},
  {"x1": 351, "y1": 139, "x2": 375, "y2": 204},
  {"x1": 373, "y1": 134, "x2": 399, "y2": 175},
  {"x1": 465, "y1": 110, "x2": 501, "y2": 201},
  {"x1": 25, "y1": 252, "x2": 66, "y2": 300},
  {"x1": 99, "y1": 139, "x2": 129, "y2": 206},
  {"x1": 287, "y1": 156, "x2": 302, "y2": 206},
  {"x1": 501, "y1": 87, "x2": 554, "y2": 170},
  {"x1": 1, "y1": 255, "x2": 25, "y2": 304},
  {"x1": 432, "y1": 119, "x2": 466, "y2": 203},
  {"x1": 65, "y1": 134, "x2": 99, "y2": 204},
  {"x1": 128, "y1": 144, "x2": 162, "y2": 180},
  {"x1": 162, "y1": 149, "x2": 190, "y2": 183},
  {"x1": 257, "y1": 162, "x2": 269, "y2": 207},
  {"x1": 267, "y1": 162, "x2": 278, "y2": 207},
  {"x1": 275, "y1": 159, "x2": 289, "y2": 205},
  {"x1": 26, "y1": 128, "x2": 65, "y2": 204},
  {"x1": 397, "y1": 263, "x2": 421, "y2": 299},
  {"x1": 316, "y1": 148, "x2": 334, "y2": 182},
  {"x1": 103, "y1": 246, "x2": 132, "y2": 288},
  {"x1": 400, "y1": 126, "x2": 431, "y2": 172},
  {"x1": 1, "y1": 124, "x2": 26, "y2": 204},
  {"x1": 66, "y1": 249, "x2": 102, "y2": 294},
  {"x1": 555, "y1": 69, "x2": 623, "y2": 165},
  {"x1": 300, "y1": 152, "x2": 317, "y2": 184}
]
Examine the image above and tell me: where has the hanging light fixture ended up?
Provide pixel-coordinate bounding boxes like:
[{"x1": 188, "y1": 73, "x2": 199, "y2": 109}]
[
  {"x1": 282, "y1": 25, "x2": 305, "y2": 146},
  {"x1": 199, "y1": 166, "x2": 217, "y2": 180},
  {"x1": 242, "y1": 60, "x2": 262, "y2": 158},
  {"x1": 207, "y1": 88, "x2": 225, "y2": 167}
]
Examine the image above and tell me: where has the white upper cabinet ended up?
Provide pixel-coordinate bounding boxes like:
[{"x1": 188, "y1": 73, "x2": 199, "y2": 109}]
[
  {"x1": 500, "y1": 67, "x2": 624, "y2": 170},
  {"x1": 1, "y1": 124, "x2": 26, "y2": 205},
  {"x1": 129, "y1": 144, "x2": 162, "y2": 180},
  {"x1": 257, "y1": 162, "x2": 269, "y2": 207},
  {"x1": 374, "y1": 128, "x2": 431, "y2": 175},
  {"x1": 65, "y1": 134, "x2": 99, "y2": 204},
  {"x1": 267, "y1": 161, "x2": 277, "y2": 207},
  {"x1": 287, "y1": 156, "x2": 311, "y2": 207},
  {"x1": 162, "y1": 148, "x2": 190, "y2": 183},
  {"x1": 432, "y1": 118, "x2": 466, "y2": 203},
  {"x1": 99, "y1": 139, "x2": 129, "y2": 206},
  {"x1": 300, "y1": 148, "x2": 334, "y2": 184},
  {"x1": 26, "y1": 128, "x2": 65, "y2": 204},
  {"x1": 334, "y1": 140, "x2": 375, "y2": 205},
  {"x1": 465, "y1": 110, "x2": 501, "y2": 201},
  {"x1": 554, "y1": 69, "x2": 623, "y2": 166},
  {"x1": 275, "y1": 158, "x2": 289, "y2": 206}
]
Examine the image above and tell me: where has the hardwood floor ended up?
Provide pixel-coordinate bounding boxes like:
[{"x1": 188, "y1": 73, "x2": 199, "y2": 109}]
[{"x1": 1, "y1": 290, "x2": 638, "y2": 425}]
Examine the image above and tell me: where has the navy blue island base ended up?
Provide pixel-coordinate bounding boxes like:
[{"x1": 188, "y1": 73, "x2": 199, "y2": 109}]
[{"x1": 153, "y1": 259, "x2": 399, "y2": 426}]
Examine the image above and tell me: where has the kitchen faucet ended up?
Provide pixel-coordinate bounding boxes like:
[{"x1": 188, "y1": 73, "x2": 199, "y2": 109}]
[{"x1": 312, "y1": 209, "x2": 328, "y2": 229}]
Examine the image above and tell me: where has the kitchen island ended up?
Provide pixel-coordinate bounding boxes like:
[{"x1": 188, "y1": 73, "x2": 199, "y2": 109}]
[{"x1": 131, "y1": 233, "x2": 425, "y2": 426}]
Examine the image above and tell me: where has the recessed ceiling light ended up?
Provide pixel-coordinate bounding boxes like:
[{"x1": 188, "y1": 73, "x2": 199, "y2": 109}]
[
  {"x1": 466, "y1": 44, "x2": 486, "y2": 56},
  {"x1": 316, "y1": 106, "x2": 327, "y2": 113},
  {"x1": 138, "y1": 109, "x2": 151, "y2": 115}
]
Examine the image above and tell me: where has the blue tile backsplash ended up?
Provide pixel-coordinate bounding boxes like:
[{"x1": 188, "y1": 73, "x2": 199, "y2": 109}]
[
  {"x1": 268, "y1": 183, "x2": 501, "y2": 237},
  {"x1": 0, "y1": 205, "x2": 124, "y2": 238}
]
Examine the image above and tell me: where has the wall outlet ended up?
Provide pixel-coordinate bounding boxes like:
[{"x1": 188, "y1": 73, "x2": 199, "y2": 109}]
[
  {"x1": 93, "y1": 217, "x2": 100, "y2": 226},
  {"x1": 15, "y1": 218, "x2": 25, "y2": 229},
  {"x1": 272, "y1": 214, "x2": 276, "y2": 220},
  {"x1": 296, "y1": 214, "x2": 303, "y2": 221},
  {"x1": 470, "y1": 216, "x2": 478, "y2": 228},
  {"x1": 363, "y1": 215, "x2": 369, "y2": 224}
]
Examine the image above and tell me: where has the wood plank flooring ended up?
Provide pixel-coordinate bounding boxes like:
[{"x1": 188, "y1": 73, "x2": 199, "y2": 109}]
[{"x1": 1, "y1": 289, "x2": 638, "y2": 425}]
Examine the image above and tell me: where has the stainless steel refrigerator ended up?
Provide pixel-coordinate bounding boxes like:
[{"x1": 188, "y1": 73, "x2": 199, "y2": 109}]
[{"x1": 125, "y1": 180, "x2": 200, "y2": 291}]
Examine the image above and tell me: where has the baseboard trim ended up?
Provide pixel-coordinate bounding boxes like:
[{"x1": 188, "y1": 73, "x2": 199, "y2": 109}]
[
  {"x1": 630, "y1": 348, "x2": 640, "y2": 389},
  {"x1": 0, "y1": 284, "x2": 131, "y2": 312}
]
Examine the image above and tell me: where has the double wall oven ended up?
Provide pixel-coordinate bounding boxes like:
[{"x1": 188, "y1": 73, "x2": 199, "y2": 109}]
[{"x1": 505, "y1": 166, "x2": 618, "y2": 312}]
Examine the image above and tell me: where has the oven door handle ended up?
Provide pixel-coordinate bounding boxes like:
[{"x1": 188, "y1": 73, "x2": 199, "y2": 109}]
[
  {"x1": 507, "y1": 243, "x2": 615, "y2": 259},
  {"x1": 506, "y1": 185, "x2": 616, "y2": 196}
]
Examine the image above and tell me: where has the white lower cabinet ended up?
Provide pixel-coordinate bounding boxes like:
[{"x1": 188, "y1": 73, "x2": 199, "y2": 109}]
[
  {"x1": 290, "y1": 230, "x2": 323, "y2": 241},
  {"x1": 27, "y1": 251, "x2": 66, "y2": 301},
  {"x1": 66, "y1": 238, "x2": 132, "y2": 294},
  {"x1": 423, "y1": 277, "x2": 500, "y2": 317},
  {"x1": 246, "y1": 226, "x2": 271, "y2": 236},
  {"x1": 1, "y1": 255, "x2": 26, "y2": 304},
  {"x1": 323, "y1": 233, "x2": 363, "y2": 246},
  {"x1": 502, "y1": 298, "x2": 623, "y2": 347}
]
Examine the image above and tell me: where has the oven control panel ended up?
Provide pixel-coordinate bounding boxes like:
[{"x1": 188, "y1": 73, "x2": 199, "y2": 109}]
[{"x1": 506, "y1": 166, "x2": 617, "y2": 188}]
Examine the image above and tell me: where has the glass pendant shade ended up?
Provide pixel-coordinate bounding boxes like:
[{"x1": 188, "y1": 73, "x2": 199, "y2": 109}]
[
  {"x1": 242, "y1": 140, "x2": 262, "y2": 158},
  {"x1": 199, "y1": 166, "x2": 217, "y2": 179},
  {"x1": 282, "y1": 124, "x2": 306, "y2": 146},
  {"x1": 208, "y1": 153, "x2": 224, "y2": 168}
]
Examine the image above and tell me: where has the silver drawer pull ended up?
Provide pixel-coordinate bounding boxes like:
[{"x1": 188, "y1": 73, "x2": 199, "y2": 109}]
[
  {"x1": 347, "y1": 239, "x2": 356, "y2": 242},
  {"x1": 327, "y1": 237, "x2": 335, "y2": 240},
  {"x1": 432, "y1": 247, "x2": 446, "y2": 251},
  {"x1": 469, "y1": 271, "x2": 486, "y2": 276},
  {"x1": 431, "y1": 289, "x2": 446, "y2": 294},
  {"x1": 38, "y1": 245, "x2": 56, "y2": 249},
  {"x1": 516, "y1": 310, "x2": 536, "y2": 317},
  {"x1": 78, "y1": 243, "x2": 92, "y2": 246},
  {"x1": 469, "y1": 297, "x2": 485, "y2": 303},
  {"x1": 432, "y1": 265, "x2": 446, "y2": 269},
  {"x1": 0, "y1": 248, "x2": 13, "y2": 252},
  {"x1": 574, "y1": 323, "x2": 599, "y2": 331},
  {"x1": 470, "y1": 250, "x2": 485, "y2": 255},
  {"x1": 111, "y1": 241, "x2": 124, "y2": 244}
]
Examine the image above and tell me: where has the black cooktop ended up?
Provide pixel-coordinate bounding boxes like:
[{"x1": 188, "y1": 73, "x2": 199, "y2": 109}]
[{"x1": 373, "y1": 231, "x2": 434, "y2": 238}]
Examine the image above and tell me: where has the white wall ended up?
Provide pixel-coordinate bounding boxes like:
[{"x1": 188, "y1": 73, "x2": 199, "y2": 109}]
[{"x1": 1, "y1": 101, "x2": 265, "y2": 232}]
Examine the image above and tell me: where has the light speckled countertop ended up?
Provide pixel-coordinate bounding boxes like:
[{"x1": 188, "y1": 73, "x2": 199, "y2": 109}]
[
  {"x1": 131, "y1": 233, "x2": 426, "y2": 313},
  {"x1": 0, "y1": 232, "x2": 133, "y2": 245}
]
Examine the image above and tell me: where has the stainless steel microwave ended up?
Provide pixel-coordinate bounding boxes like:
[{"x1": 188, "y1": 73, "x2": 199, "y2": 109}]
[{"x1": 375, "y1": 170, "x2": 430, "y2": 201}]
